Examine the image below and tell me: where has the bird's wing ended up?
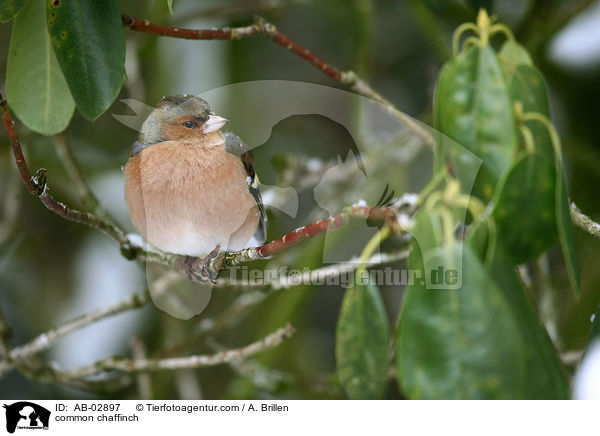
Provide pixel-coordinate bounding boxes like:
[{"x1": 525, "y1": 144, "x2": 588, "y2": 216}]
[
  {"x1": 224, "y1": 132, "x2": 267, "y2": 245},
  {"x1": 129, "y1": 141, "x2": 146, "y2": 157}
]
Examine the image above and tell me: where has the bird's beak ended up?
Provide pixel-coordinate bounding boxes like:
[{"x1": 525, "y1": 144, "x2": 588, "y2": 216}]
[{"x1": 203, "y1": 115, "x2": 229, "y2": 134}]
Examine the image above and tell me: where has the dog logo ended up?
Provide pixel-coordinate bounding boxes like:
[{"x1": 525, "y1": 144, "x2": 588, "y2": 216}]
[{"x1": 3, "y1": 402, "x2": 50, "y2": 433}]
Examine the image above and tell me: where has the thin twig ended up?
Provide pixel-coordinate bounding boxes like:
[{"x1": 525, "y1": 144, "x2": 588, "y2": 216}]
[
  {"x1": 571, "y1": 202, "x2": 600, "y2": 240},
  {"x1": 58, "y1": 324, "x2": 295, "y2": 378},
  {"x1": 0, "y1": 290, "x2": 150, "y2": 377},
  {"x1": 14, "y1": 357, "x2": 133, "y2": 393},
  {"x1": 1, "y1": 99, "x2": 36, "y2": 195},
  {"x1": 218, "y1": 203, "x2": 404, "y2": 270},
  {"x1": 121, "y1": 14, "x2": 435, "y2": 147}
]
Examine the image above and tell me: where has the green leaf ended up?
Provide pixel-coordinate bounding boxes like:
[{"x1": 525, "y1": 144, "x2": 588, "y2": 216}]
[
  {"x1": 0, "y1": 0, "x2": 28, "y2": 22},
  {"x1": 492, "y1": 152, "x2": 556, "y2": 264},
  {"x1": 500, "y1": 51, "x2": 579, "y2": 292},
  {"x1": 488, "y1": 249, "x2": 570, "y2": 398},
  {"x1": 397, "y1": 243, "x2": 526, "y2": 399},
  {"x1": 397, "y1": 238, "x2": 569, "y2": 399},
  {"x1": 435, "y1": 45, "x2": 517, "y2": 201},
  {"x1": 336, "y1": 283, "x2": 390, "y2": 399},
  {"x1": 47, "y1": 0, "x2": 125, "y2": 120},
  {"x1": 167, "y1": 0, "x2": 174, "y2": 14},
  {"x1": 6, "y1": 0, "x2": 74, "y2": 135}
]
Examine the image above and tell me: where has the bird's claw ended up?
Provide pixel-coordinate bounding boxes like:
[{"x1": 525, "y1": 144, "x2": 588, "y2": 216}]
[{"x1": 183, "y1": 245, "x2": 221, "y2": 284}]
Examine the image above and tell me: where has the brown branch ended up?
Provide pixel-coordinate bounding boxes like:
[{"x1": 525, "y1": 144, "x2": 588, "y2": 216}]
[
  {"x1": 121, "y1": 14, "x2": 435, "y2": 147},
  {"x1": 1, "y1": 99, "x2": 36, "y2": 195},
  {"x1": 219, "y1": 204, "x2": 403, "y2": 270},
  {"x1": 122, "y1": 14, "x2": 261, "y2": 40}
]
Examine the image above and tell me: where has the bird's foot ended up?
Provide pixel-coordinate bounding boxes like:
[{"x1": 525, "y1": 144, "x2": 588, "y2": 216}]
[{"x1": 182, "y1": 245, "x2": 221, "y2": 284}]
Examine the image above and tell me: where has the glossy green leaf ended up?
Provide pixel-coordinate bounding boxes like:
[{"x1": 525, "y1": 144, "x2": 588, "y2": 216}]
[
  {"x1": 502, "y1": 61, "x2": 552, "y2": 156},
  {"x1": 397, "y1": 243, "x2": 526, "y2": 399},
  {"x1": 47, "y1": 0, "x2": 125, "y2": 120},
  {"x1": 501, "y1": 49, "x2": 579, "y2": 291},
  {"x1": 397, "y1": 236, "x2": 569, "y2": 399},
  {"x1": 435, "y1": 45, "x2": 517, "y2": 201},
  {"x1": 488, "y1": 249, "x2": 570, "y2": 398},
  {"x1": 6, "y1": 0, "x2": 74, "y2": 135},
  {"x1": 336, "y1": 283, "x2": 390, "y2": 399},
  {"x1": 0, "y1": 0, "x2": 28, "y2": 22},
  {"x1": 492, "y1": 152, "x2": 556, "y2": 264}
]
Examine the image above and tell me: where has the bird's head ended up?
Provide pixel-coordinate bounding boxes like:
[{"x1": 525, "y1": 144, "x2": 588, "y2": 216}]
[{"x1": 139, "y1": 95, "x2": 229, "y2": 144}]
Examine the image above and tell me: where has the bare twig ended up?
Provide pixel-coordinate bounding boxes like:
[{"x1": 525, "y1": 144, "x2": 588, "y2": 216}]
[
  {"x1": 1, "y1": 99, "x2": 36, "y2": 195},
  {"x1": 15, "y1": 358, "x2": 133, "y2": 393},
  {"x1": 121, "y1": 14, "x2": 435, "y2": 147},
  {"x1": 218, "y1": 203, "x2": 405, "y2": 270},
  {"x1": 58, "y1": 324, "x2": 295, "y2": 378},
  {"x1": 0, "y1": 290, "x2": 150, "y2": 377},
  {"x1": 571, "y1": 202, "x2": 600, "y2": 240}
]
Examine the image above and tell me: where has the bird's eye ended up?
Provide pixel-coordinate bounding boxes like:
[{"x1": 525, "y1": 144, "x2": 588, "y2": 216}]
[{"x1": 184, "y1": 121, "x2": 195, "y2": 128}]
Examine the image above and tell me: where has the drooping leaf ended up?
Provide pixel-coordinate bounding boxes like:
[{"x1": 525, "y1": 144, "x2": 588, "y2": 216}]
[
  {"x1": 488, "y1": 248, "x2": 570, "y2": 398},
  {"x1": 500, "y1": 46, "x2": 580, "y2": 292},
  {"x1": 0, "y1": 0, "x2": 28, "y2": 22},
  {"x1": 435, "y1": 45, "x2": 517, "y2": 201},
  {"x1": 397, "y1": 235, "x2": 569, "y2": 399},
  {"x1": 492, "y1": 152, "x2": 556, "y2": 264},
  {"x1": 336, "y1": 283, "x2": 390, "y2": 399},
  {"x1": 6, "y1": 0, "x2": 74, "y2": 135},
  {"x1": 47, "y1": 0, "x2": 125, "y2": 120},
  {"x1": 397, "y1": 243, "x2": 526, "y2": 399}
]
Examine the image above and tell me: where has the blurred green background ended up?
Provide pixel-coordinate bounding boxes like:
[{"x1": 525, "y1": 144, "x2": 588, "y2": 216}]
[{"x1": 1, "y1": 0, "x2": 599, "y2": 399}]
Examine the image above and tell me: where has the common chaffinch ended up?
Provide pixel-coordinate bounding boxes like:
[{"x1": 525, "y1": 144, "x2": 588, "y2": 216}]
[{"x1": 124, "y1": 95, "x2": 266, "y2": 281}]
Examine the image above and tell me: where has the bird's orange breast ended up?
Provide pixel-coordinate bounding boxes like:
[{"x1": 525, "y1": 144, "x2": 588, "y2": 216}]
[{"x1": 124, "y1": 141, "x2": 260, "y2": 256}]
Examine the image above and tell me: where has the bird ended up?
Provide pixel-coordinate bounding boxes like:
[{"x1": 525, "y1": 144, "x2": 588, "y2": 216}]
[{"x1": 124, "y1": 95, "x2": 266, "y2": 282}]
